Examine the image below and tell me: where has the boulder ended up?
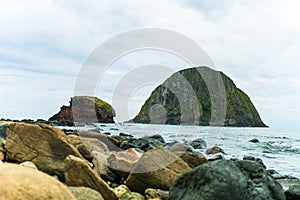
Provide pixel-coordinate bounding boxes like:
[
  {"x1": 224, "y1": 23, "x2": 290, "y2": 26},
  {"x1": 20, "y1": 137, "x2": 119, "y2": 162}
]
[
  {"x1": 189, "y1": 138, "x2": 207, "y2": 149},
  {"x1": 91, "y1": 151, "x2": 116, "y2": 182},
  {"x1": 64, "y1": 155, "x2": 118, "y2": 200},
  {"x1": 249, "y1": 138, "x2": 260, "y2": 143},
  {"x1": 79, "y1": 131, "x2": 119, "y2": 151},
  {"x1": 68, "y1": 187, "x2": 104, "y2": 200},
  {"x1": 121, "y1": 135, "x2": 166, "y2": 151},
  {"x1": 5, "y1": 123, "x2": 82, "y2": 179},
  {"x1": 169, "y1": 160, "x2": 285, "y2": 200},
  {"x1": 113, "y1": 184, "x2": 131, "y2": 199},
  {"x1": 67, "y1": 134, "x2": 109, "y2": 160},
  {"x1": 108, "y1": 148, "x2": 142, "y2": 178},
  {"x1": 145, "y1": 188, "x2": 169, "y2": 200},
  {"x1": 167, "y1": 142, "x2": 194, "y2": 152},
  {"x1": 126, "y1": 147, "x2": 191, "y2": 193},
  {"x1": 120, "y1": 141, "x2": 137, "y2": 150},
  {"x1": 174, "y1": 151, "x2": 208, "y2": 168},
  {"x1": 110, "y1": 135, "x2": 124, "y2": 147},
  {"x1": 205, "y1": 146, "x2": 225, "y2": 154},
  {"x1": 120, "y1": 192, "x2": 145, "y2": 200},
  {"x1": 0, "y1": 163, "x2": 76, "y2": 200},
  {"x1": 243, "y1": 155, "x2": 266, "y2": 169}
]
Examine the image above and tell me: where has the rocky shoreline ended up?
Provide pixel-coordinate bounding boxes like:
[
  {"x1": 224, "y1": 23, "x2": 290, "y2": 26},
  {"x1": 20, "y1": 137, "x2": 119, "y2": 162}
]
[{"x1": 0, "y1": 121, "x2": 299, "y2": 200}]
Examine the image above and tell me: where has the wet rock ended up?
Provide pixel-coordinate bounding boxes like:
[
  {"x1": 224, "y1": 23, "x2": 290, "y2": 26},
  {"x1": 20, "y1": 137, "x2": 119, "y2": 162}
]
[
  {"x1": 249, "y1": 138, "x2": 260, "y2": 143},
  {"x1": 110, "y1": 135, "x2": 124, "y2": 147},
  {"x1": 285, "y1": 184, "x2": 300, "y2": 200},
  {"x1": 167, "y1": 142, "x2": 194, "y2": 152},
  {"x1": 170, "y1": 160, "x2": 285, "y2": 200},
  {"x1": 243, "y1": 155, "x2": 266, "y2": 169},
  {"x1": 207, "y1": 154, "x2": 225, "y2": 162},
  {"x1": 6, "y1": 123, "x2": 82, "y2": 179},
  {"x1": 277, "y1": 179, "x2": 300, "y2": 194},
  {"x1": 68, "y1": 187, "x2": 104, "y2": 200},
  {"x1": 120, "y1": 134, "x2": 166, "y2": 151},
  {"x1": 64, "y1": 155, "x2": 118, "y2": 200},
  {"x1": 174, "y1": 151, "x2": 208, "y2": 168},
  {"x1": 268, "y1": 170, "x2": 299, "y2": 180},
  {"x1": 120, "y1": 141, "x2": 137, "y2": 150},
  {"x1": 0, "y1": 163, "x2": 76, "y2": 200},
  {"x1": 145, "y1": 188, "x2": 169, "y2": 200},
  {"x1": 126, "y1": 147, "x2": 191, "y2": 193},
  {"x1": 120, "y1": 133, "x2": 134, "y2": 138},
  {"x1": 190, "y1": 138, "x2": 207, "y2": 149},
  {"x1": 206, "y1": 146, "x2": 225, "y2": 154}
]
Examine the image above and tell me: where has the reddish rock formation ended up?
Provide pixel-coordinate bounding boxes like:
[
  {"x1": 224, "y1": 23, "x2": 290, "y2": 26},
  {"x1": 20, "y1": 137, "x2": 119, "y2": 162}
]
[{"x1": 49, "y1": 96, "x2": 115, "y2": 123}]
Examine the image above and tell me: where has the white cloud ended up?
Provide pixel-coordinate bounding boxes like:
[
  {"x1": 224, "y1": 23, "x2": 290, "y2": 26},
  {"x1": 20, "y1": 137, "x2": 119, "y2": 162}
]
[{"x1": 0, "y1": 0, "x2": 299, "y2": 128}]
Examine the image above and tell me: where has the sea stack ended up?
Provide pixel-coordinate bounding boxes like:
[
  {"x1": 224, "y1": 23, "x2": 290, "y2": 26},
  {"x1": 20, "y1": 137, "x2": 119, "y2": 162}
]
[
  {"x1": 132, "y1": 67, "x2": 267, "y2": 127},
  {"x1": 49, "y1": 96, "x2": 115, "y2": 123}
]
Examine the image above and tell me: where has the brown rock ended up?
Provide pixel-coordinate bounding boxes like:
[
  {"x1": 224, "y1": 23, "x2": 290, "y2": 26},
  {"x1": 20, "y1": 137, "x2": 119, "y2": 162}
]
[
  {"x1": 120, "y1": 192, "x2": 145, "y2": 200},
  {"x1": 5, "y1": 123, "x2": 82, "y2": 178},
  {"x1": 64, "y1": 155, "x2": 118, "y2": 200},
  {"x1": 126, "y1": 147, "x2": 191, "y2": 193},
  {"x1": 79, "y1": 131, "x2": 119, "y2": 151},
  {"x1": 0, "y1": 163, "x2": 76, "y2": 200},
  {"x1": 145, "y1": 188, "x2": 169, "y2": 200},
  {"x1": 174, "y1": 151, "x2": 208, "y2": 168},
  {"x1": 168, "y1": 143, "x2": 192, "y2": 152},
  {"x1": 113, "y1": 184, "x2": 131, "y2": 199},
  {"x1": 108, "y1": 148, "x2": 142, "y2": 178},
  {"x1": 110, "y1": 135, "x2": 124, "y2": 147},
  {"x1": 206, "y1": 146, "x2": 225, "y2": 154},
  {"x1": 68, "y1": 187, "x2": 105, "y2": 200}
]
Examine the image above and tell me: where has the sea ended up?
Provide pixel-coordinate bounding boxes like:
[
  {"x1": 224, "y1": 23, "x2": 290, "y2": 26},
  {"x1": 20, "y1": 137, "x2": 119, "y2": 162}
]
[{"x1": 64, "y1": 123, "x2": 300, "y2": 179}]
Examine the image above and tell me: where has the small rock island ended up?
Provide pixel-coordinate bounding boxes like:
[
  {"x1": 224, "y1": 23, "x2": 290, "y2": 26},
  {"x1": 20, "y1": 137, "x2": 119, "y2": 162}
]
[{"x1": 49, "y1": 96, "x2": 115, "y2": 123}]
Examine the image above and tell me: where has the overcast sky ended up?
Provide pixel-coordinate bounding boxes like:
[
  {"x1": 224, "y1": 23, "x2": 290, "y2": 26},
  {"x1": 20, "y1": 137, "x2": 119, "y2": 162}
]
[{"x1": 1, "y1": 0, "x2": 300, "y2": 129}]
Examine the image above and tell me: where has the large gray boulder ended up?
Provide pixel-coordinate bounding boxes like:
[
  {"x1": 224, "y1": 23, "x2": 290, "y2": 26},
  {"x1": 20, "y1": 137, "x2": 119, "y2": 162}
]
[{"x1": 170, "y1": 160, "x2": 285, "y2": 200}]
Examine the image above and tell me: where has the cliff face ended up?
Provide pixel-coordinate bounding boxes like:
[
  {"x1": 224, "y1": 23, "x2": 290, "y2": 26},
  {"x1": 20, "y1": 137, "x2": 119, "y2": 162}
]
[
  {"x1": 49, "y1": 96, "x2": 115, "y2": 123},
  {"x1": 132, "y1": 67, "x2": 267, "y2": 127}
]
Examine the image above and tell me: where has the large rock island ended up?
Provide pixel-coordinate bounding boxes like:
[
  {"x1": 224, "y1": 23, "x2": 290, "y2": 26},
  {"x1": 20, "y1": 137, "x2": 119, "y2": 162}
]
[
  {"x1": 132, "y1": 67, "x2": 267, "y2": 127},
  {"x1": 50, "y1": 96, "x2": 115, "y2": 123}
]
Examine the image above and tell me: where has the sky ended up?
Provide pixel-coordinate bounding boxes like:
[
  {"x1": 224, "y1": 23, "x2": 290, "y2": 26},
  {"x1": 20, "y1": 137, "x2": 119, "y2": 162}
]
[{"x1": 1, "y1": 0, "x2": 300, "y2": 129}]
